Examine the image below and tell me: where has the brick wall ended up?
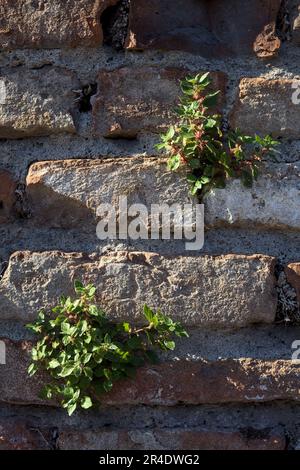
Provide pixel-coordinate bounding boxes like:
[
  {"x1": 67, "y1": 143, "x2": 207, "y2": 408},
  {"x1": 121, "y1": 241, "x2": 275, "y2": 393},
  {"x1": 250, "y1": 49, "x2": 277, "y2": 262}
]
[{"x1": 0, "y1": 0, "x2": 300, "y2": 450}]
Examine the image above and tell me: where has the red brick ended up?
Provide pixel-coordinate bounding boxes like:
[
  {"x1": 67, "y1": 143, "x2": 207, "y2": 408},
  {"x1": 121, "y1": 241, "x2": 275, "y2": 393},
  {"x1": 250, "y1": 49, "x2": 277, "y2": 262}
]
[
  {"x1": 126, "y1": 0, "x2": 281, "y2": 58},
  {"x1": 0, "y1": 0, "x2": 118, "y2": 50},
  {"x1": 285, "y1": 263, "x2": 300, "y2": 303},
  {"x1": 0, "y1": 339, "x2": 51, "y2": 406},
  {"x1": 0, "y1": 419, "x2": 50, "y2": 450},
  {"x1": 0, "y1": 170, "x2": 16, "y2": 223},
  {"x1": 93, "y1": 67, "x2": 226, "y2": 138},
  {"x1": 58, "y1": 428, "x2": 285, "y2": 450},
  {"x1": 1, "y1": 340, "x2": 299, "y2": 407},
  {"x1": 230, "y1": 78, "x2": 300, "y2": 138},
  {"x1": 103, "y1": 359, "x2": 300, "y2": 406},
  {"x1": 253, "y1": 23, "x2": 281, "y2": 58},
  {"x1": 293, "y1": 6, "x2": 300, "y2": 44}
]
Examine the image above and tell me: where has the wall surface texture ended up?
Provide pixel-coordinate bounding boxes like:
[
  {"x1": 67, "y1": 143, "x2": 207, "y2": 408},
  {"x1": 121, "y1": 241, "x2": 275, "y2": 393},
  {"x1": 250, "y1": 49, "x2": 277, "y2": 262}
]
[{"x1": 1, "y1": 0, "x2": 300, "y2": 450}]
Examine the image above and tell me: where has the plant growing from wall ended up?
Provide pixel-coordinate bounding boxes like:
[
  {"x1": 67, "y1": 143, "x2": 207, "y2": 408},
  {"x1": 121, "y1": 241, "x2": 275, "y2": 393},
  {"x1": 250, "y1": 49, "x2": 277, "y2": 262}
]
[
  {"x1": 156, "y1": 72, "x2": 279, "y2": 196},
  {"x1": 27, "y1": 281, "x2": 188, "y2": 416}
]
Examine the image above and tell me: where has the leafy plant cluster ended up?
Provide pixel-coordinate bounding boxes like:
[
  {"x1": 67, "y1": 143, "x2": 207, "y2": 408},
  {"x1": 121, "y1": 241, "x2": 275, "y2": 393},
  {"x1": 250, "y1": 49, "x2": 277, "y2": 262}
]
[
  {"x1": 157, "y1": 72, "x2": 279, "y2": 196},
  {"x1": 27, "y1": 281, "x2": 188, "y2": 416}
]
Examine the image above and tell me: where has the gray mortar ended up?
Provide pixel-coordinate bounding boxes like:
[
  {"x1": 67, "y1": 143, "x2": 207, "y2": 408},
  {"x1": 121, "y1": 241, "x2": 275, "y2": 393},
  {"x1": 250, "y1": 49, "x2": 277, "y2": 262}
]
[
  {"x1": 1, "y1": 223, "x2": 300, "y2": 266},
  {"x1": 2, "y1": 321, "x2": 300, "y2": 361}
]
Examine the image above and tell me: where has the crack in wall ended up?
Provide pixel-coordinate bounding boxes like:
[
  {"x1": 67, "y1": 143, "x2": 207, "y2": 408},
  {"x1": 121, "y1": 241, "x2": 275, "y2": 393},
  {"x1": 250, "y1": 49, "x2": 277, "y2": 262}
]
[
  {"x1": 101, "y1": 0, "x2": 130, "y2": 51},
  {"x1": 275, "y1": 262, "x2": 300, "y2": 323},
  {"x1": 276, "y1": 0, "x2": 292, "y2": 41}
]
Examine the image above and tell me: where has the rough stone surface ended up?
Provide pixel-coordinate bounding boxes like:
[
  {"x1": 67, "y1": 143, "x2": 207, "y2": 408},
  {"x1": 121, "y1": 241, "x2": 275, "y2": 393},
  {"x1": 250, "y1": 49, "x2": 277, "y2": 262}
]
[
  {"x1": 0, "y1": 171, "x2": 16, "y2": 224},
  {"x1": 103, "y1": 359, "x2": 300, "y2": 406},
  {"x1": 26, "y1": 157, "x2": 193, "y2": 229},
  {"x1": 0, "y1": 251, "x2": 277, "y2": 326},
  {"x1": 203, "y1": 172, "x2": 300, "y2": 230},
  {"x1": 0, "y1": 0, "x2": 118, "y2": 50},
  {"x1": 0, "y1": 66, "x2": 79, "y2": 139},
  {"x1": 125, "y1": 0, "x2": 281, "y2": 57},
  {"x1": 230, "y1": 78, "x2": 300, "y2": 138},
  {"x1": 285, "y1": 263, "x2": 300, "y2": 303},
  {"x1": 253, "y1": 23, "x2": 281, "y2": 58},
  {"x1": 0, "y1": 339, "x2": 48, "y2": 406},
  {"x1": 0, "y1": 66, "x2": 79, "y2": 138},
  {"x1": 293, "y1": 6, "x2": 300, "y2": 44},
  {"x1": 1, "y1": 341, "x2": 299, "y2": 406},
  {"x1": 58, "y1": 428, "x2": 285, "y2": 450},
  {"x1": 0, "y1": 419, "x2": 50, "y2": 450},
  {"x1": 93, "y1": 67, "x2": 227, "y2": 137}
]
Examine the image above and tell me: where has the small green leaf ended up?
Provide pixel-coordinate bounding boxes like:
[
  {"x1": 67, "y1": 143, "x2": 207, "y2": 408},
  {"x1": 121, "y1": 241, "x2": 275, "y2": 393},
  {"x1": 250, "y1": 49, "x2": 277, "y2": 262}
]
[
  {"x1": 143, "y1": 305, "x2": 154, "y2": 323},
  {"x1": 167, "y1": 154, "x2": 181, "y2": 171},
  {"x1": 28, "y1": 363, "x2": 38, "y2": 376},
  {"x1": 59, "y1": 366, "x2": 75, "y2": 378},
  {"x1": 164, "y1": 340, "x2": 176, "y2": 350},
  {"x1": 74, "y1": 280, "x2": 84, "y2": 293},
  {"x1": 67, "y1": 403, "x2": 77, "y2": 416},
  {"x1": 81, "y1": 396, "x2": 93, "y2": 409},
  {"x1": 48, "y1": 359, "x2": 60, "y2": 369},
  {"x1": 122, "y1": 322, "x2": 131, "y2": 333}
]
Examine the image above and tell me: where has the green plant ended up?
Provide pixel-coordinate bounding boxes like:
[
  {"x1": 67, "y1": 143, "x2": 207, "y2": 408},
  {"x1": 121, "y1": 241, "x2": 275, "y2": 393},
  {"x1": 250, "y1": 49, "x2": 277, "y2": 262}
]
[
  {"x1": 156, "y1": 72, "x2": 279, "y2": 196},
  {"x1": 27, "y1": 281, "x2": 188, "y2": 416}
]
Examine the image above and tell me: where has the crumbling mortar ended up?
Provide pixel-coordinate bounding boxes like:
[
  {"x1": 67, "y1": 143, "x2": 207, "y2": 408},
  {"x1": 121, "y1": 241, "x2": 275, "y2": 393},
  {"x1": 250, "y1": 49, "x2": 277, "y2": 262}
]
[{"x1": 275, "y1": 262, "x2": 300, "y2": 323}]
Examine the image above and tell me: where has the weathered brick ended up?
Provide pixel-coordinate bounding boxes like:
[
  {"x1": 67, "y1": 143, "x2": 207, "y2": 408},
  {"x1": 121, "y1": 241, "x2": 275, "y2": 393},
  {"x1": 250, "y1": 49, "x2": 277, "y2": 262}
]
[
  {"x1": 0, "y1": 0, "x2": 118, "y2": 50},
  {"x1": 1, "y1": 340, "x2": 299, "y2": 406},
  {"x1": 102, "y1": 359, "x2": 300, "y2": 406},
  {"x1": 126, "y1": 0, "x2": 281, "y2": 58},
  {"x1": 230, "y1": 78, "x2": 300, "y2": 138},
  {"x1": 58, "y1": 428, "x2": 285, "y2": 450},
  {"x1": 0, "y1": 170, "x2": 16, "y2": 223},
  {"x1": 0, "y1": 66, "x2": 79, "y2": 138},
  {"x1": 285, "y1": 263, "x2": 300, "y2": 303},
  {"x1": 0, "y1": 251, "x2": 277, "y2": 326},
  {"x1": 26, "y1": 157, "x2": 193, "y2": 229},
  {"x1": 293, "y1": 6, "x2": 300, "y2": 44},
  {"x1": 93, "y1": 67, "x2": 227, "y2": 137},
  {"x1": 204, "y1": 170, "x2": 300, "y2": 230},
  {"x1": 0, "y1": 419, "x2": 50, "y2": 450},
  {"x1": 0, "y1": 339, "x2": 47, "y2": 406},
  {"x1": 253, "y1": 23, "x2": 281, "y2": 58}
]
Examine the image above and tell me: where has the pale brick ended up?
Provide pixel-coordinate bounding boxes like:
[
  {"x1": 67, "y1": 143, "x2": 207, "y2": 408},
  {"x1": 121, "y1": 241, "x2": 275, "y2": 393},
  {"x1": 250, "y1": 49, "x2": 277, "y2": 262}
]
[
  {"x1": 126, "y1": 0, "x2": 281, "y2": 58},
  {"x1": 93, "y1": 67, "x2": 226, "y2": 137},
  {"x1": 0, "y1": 0, "x2": 118, "y2": 50},
  {"x1": 26, "y1": 157, "x2": 193, "y2": 228},
  {"x1": 0, "y1": 67, "x2": 79, "y2": 138},
  {"x1": 204, "y1": 171, "x2": 300, "y2": 230},
  {"x1": 0, "y1": 251, "x2": 277, "y2": 326},
  {"x1": 230, "y1": 78, "x2": 300, "y2": 138}
]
